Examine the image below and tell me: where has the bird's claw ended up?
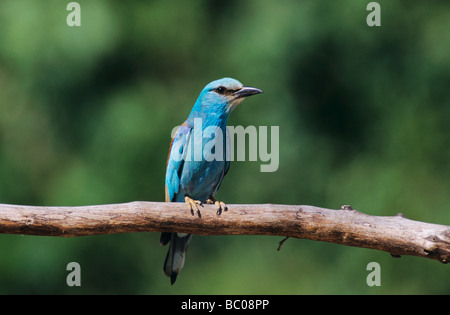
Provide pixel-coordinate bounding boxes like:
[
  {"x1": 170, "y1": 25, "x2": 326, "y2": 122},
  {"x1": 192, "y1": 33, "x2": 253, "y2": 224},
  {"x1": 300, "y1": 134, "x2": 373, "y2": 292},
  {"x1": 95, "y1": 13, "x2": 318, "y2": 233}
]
[
  {"x1": 185, "y1": 196, "x2": 203, "y2": 217},
  {"x1": 207, "y1": 197, "x2": 228, "y2": 215}
]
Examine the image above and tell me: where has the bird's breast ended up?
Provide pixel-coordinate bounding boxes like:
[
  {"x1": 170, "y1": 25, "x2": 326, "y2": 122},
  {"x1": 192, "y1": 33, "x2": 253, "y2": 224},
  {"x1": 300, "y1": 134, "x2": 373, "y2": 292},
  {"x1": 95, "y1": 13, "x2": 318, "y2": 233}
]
[{"x1": 179, "y1": 159, "x2": 226, "y2": 202}]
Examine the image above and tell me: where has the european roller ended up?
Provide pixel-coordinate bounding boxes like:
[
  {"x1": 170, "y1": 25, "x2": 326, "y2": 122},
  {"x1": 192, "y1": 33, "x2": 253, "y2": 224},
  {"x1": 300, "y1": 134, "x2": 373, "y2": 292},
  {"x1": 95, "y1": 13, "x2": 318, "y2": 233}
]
[{"x1": 161, "y1": 77, "x2": 263, "y2": 284}]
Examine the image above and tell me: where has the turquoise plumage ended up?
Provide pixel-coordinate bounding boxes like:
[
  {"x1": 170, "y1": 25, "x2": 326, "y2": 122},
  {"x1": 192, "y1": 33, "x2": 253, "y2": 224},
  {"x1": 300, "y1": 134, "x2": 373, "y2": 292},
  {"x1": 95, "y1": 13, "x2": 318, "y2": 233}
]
[{"x1": 161, "y1": 78, "x2": 262, "y2": 284}]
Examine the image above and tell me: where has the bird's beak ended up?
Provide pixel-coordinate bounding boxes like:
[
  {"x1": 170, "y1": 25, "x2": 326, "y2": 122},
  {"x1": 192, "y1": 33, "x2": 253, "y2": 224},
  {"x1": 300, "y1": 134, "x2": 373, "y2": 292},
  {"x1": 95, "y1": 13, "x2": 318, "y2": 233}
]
[{"x1": 233, "y1": 86, "x2": 263, "y2": 99}]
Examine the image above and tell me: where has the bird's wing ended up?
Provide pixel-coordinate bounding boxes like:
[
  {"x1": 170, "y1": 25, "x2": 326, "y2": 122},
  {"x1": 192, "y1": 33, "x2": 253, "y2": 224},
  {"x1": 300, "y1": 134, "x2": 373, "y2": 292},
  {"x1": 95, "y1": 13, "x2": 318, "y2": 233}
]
[{"x1": 165, "y1": 123, "x2": 192, "y2": 202}]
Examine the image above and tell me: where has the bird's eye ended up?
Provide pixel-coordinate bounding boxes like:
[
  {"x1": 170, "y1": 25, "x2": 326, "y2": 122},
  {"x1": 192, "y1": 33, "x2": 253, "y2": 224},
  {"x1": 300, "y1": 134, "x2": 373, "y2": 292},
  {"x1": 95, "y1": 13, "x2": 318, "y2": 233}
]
[{"x1": 216, "y1": 86, "x2": 226, "y2": 94}]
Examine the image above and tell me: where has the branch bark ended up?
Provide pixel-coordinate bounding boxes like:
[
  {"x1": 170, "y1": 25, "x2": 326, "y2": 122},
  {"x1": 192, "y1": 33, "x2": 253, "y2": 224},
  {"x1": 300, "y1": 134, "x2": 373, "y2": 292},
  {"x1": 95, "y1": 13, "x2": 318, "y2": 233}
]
[{"x1": 0, "y1": 202, "x2": 449, "y2": 263}]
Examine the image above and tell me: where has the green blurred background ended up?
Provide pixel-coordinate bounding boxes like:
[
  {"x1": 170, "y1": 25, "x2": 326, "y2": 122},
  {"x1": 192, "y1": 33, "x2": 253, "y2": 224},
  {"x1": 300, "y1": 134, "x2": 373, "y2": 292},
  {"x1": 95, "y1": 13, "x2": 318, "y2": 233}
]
[{"x1": 0, "y1": 0, "x2": 448, "y2": 294}]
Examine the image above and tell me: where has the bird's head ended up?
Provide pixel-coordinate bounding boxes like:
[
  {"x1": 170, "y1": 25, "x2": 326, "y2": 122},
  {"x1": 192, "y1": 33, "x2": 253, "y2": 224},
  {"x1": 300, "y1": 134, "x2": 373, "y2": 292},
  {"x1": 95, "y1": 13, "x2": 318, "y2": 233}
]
[{"x1": 193, "y1": 78, "x2": 263, "y2": 117}]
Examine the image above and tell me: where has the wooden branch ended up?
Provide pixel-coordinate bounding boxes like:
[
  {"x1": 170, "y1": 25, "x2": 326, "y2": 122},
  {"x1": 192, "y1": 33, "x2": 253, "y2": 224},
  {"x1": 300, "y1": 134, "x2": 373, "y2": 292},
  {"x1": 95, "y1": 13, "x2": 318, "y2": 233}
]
[{"x1": 0, "y1": 202, "x2": 449, "y2": 263}]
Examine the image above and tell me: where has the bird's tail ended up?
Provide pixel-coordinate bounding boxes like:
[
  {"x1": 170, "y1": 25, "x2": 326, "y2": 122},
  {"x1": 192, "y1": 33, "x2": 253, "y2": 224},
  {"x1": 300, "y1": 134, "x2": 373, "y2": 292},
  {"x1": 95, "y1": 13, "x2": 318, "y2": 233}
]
[{"x1": 160, "y1": 232, "x2": 192, "y2": 285}]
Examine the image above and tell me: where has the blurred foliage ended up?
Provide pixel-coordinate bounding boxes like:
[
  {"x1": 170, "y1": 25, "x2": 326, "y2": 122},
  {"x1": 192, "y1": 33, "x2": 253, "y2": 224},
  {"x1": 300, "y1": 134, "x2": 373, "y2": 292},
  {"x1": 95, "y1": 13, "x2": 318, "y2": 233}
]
[{"x1": 0, "y1": 0, "x2": 448, "y2": 294}]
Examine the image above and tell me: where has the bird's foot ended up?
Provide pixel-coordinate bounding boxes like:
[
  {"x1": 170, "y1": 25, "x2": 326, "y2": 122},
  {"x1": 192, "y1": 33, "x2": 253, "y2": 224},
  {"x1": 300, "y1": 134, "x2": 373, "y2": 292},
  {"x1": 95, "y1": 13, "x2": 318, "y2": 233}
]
[
  {"x1": 185, "y1": 195, "x2": 203, "y2": 217},
  {"x1": 206, "y1": 197, "x2": 228, "y2": 215}
]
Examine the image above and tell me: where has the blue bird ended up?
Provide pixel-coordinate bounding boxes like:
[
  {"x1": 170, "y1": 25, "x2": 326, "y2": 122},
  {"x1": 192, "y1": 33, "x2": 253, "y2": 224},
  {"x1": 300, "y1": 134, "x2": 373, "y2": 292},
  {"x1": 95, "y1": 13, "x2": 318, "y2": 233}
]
[{"x1": 161, "y1": 77, "x2": 263, "y2": 284}]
